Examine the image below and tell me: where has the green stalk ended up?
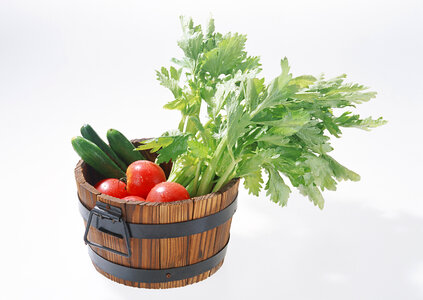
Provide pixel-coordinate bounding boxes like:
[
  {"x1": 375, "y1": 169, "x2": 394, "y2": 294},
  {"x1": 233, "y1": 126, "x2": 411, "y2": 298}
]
[
  {"x1": 204, "y1": 119, "x2": 213, "y2": 128},
  {"x1": 168, "y1": 163, "x2": 195, "y2": 184},
  {"x1": 251, "y1": 104, "x2": 263, "y2": 119},
  {"x1": 167, "y1": 164, "x2": 180, "y2": 182},
  {"x1": 182, "y1": 114, "x2": 190, "y2": 133},
  {"x1": 185, "y1": 178, "x2": 195, "y2": 196},
  {"x1": 212, "y1": 158, "x2": 239, "y2": 192},
  {"x1": 191, "y1": 160, "x2": 202, "y2": 196},
  {"x1": 197, "y1": 135, "x2": 228, "y2": 195},
  {"x1": 181, "y1": 173, "x2": 195, "y2": 187},
  {"x1": 185, "y1": 116, "x2": 199, "y2": 134},
  {"x1": 188, "y1": 116, "x2": 211, "y2": 146}
]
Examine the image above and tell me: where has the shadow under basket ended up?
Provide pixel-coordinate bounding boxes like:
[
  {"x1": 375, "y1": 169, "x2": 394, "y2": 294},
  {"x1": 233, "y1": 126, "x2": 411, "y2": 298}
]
[{"x1": 74, "y1": 140, "x2": 239, "y2": 289}]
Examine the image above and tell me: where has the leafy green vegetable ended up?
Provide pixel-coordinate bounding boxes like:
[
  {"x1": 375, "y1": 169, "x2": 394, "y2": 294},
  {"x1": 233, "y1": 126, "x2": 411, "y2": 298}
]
[{"x1": 137, "y1": 17, "x2": 386, "y2": 208}]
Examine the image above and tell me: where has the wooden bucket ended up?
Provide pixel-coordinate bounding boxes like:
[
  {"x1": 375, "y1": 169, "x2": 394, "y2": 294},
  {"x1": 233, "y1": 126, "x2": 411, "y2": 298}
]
[{"x1": 74, "y1": 139, "x2": 239, "y2": 288}]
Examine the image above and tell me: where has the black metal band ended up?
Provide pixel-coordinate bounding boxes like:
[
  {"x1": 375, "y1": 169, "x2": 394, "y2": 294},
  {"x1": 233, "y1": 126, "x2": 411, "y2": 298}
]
[
  {"x1": 88, "y1": 239, "x2": 230, "y2": 283},
  {"x1": 79, "y1": 195, "x2": 237, "y2": 239}
]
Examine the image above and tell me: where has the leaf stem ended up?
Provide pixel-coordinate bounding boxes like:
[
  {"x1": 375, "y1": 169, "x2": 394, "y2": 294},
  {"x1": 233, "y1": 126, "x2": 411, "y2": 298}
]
[
  {"x1": 181, "y1": 173, "x2": 195, "y2": 187},
  {"x1": 191, "y1": 159, "x2": 202, "y2": 196},
  {"x1": 182, "y1": 115, "x2": 189, "y2": 133},
  {"x1": 178, "y1": 114, "x2": 187, "y2": 132},
  {"x1": 212, "y1": 158, "x2": 239, "y2": 192},
  {"x1": 168, "y1": 163, "x2": 195, "y2": 184},
  {"x1": 189, "y1": 116, "x2": 211, "y2": 146},
  {"x1": 197, "y1": 135, "x2": 228, "y2": 195}
]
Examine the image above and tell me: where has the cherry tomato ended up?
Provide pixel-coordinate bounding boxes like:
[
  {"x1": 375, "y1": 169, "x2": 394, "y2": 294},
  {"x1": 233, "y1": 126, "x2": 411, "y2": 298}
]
[
  {"x1": 94, "y1": 178, "x2": 128, "y2": 198},
  {"x1": 122, "y1": 195, "x2": 145, "y2": 202},
  {"x1": 146, "y1": 182, "x2": 190, "y2": 203},
  {"x1": 126, "y1": 160, "x2": 166, "y2": 198}
]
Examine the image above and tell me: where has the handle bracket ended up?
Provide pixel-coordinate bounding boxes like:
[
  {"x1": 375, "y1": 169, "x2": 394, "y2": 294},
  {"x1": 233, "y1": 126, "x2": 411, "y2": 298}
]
[{"x1": 83, "y1": 202, "x2": 131, "y2": 257}]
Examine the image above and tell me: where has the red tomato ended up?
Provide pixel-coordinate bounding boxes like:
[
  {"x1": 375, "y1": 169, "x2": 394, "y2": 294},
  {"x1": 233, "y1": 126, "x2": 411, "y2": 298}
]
[
  {"x1": 94, "y1": 178, "x2": 128, "y2": 198},
  {"x1": 122, "y1": 195, "x2": 145, "y2": 202},
  {"x1": 146, "y1": 182, "x2": 190, "y2": 203},
  {"x1": 126, "y1": 160, "x2": 166, "y2": 198}
]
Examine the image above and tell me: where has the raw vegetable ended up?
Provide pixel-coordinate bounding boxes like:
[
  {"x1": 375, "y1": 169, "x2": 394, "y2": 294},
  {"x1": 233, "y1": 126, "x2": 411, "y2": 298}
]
[
  {"x1": 72, "y1": 136, "x2": 126, "y2": 179},
  {"x1": 122, "y1": 195, "x2": 145, "y2": 202},
  {"x1": 107, "y1": 129, "x2": 145, "y2": 165},
  {"x1": 80, "y1": 124, "x2": 127, "y2": 172},
  {"x1": 137, "y1": 17, "x2": 386, "y2": 209},
  {"x1": 146, "y1": 182, "x2": 190, "y2": 203},
  {"x1": 95, "y1": 178, "x2": 128, "y2": 198},
  {"x1": 126, "y1": 160, "x2": 166, "y2": 198}
]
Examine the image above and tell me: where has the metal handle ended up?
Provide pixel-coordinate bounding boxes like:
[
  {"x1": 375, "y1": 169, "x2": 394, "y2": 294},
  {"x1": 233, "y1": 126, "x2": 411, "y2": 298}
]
[{"x1": 83, "y1": 202, "x2": 131, "y2": 257}]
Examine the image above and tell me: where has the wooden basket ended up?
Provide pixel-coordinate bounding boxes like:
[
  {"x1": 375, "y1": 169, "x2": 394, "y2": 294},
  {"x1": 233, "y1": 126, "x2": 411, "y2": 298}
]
[{"x1": 74, "y1": 139, "x2": 239, "y2": 289}]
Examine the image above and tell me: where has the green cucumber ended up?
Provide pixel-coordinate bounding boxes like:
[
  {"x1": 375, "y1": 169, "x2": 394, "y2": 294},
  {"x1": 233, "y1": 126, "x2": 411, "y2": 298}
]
[
  {"x1": 72, "y1": 136, "x2": 126, "y2": 179},
  {"x1": 107, "y1": 129, "x2": 145, "y2": 165},
  {"x1": 80, "y1": 124, "x2": 127, "y2": 172}
]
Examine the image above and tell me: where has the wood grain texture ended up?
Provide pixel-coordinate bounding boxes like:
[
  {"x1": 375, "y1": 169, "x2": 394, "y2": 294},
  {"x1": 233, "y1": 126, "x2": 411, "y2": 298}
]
[
  {"x1": 157, "y1": 199, "x2": 193, "y2": 288},
  {"x1": 186, "y1": 191, "x2": 222, "y2": 284},
  {"x1": 75, "y1": 144, "x2": 239, "y2": 289}
]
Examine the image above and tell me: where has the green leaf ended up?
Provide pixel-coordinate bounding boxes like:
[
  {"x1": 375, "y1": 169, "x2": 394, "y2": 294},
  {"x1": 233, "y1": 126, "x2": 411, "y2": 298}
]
[
  {"x1": 163, "y1": 97, "x2": 186, "y2": 110},
  {"x1": 156, "y1": 68, "x2": 182, "y2": 98},
  {"x1": 135, "y1": 137, "x2": 174, "y2": 153},
  {"x1": 187, "y1": 139, "x2": 209, "y2": 159},
  {"x1": 299, "y1": 184, "x2": 325, "y2": 209},
  {"x1": 324, "y1": 91, "x2": 377, "y2": 105},
  {"x1": 273, "y1": 154, "x2": 305, "y2": 187},
  {"x1": 295, "y1": 122, "x2": 333, "y2": 154},
  {"x1": 243, "y1": 169, "x2": 263, "y2": 196},
  {"x1": 322, "y1": 114, "x2": 342, "y2": 137},
  {"x1": 200, "y1": 85, "x2": 214, "y2": 103},
  {"x1": 236, "y1": 148, "x2": 280, "y2": 177},
  {"x1": 177, "y1": 16, "x2": 204, "y2": 61},
  {"x1": 211, "y1": 71, "x2": 257, "y2": 118},
  {"x1": 206, "y1": 17, "x2": 215, "y2": 37},
  {"x1": 169, "y1": 66, "x2": 182, "y2": 80},
  {"x1": 226, "y1": 93, "x2": 251, "y2": 149},
  {"x1": 252, "y1": 58, "x2": 294, "y2": 113},
  {"x1": 253, "y1": 108, "x2": 310, "y2": 136},
  {"x1": 322, "y1": 154, "x2": 361, "y2": 182},
  {"x1": 335, "y1": 113, "x2": 387, "y2": 130},
  {"x1": 326, "y1": 82, "x2": 369, "y2": 94},
  {"x1": 289, "y1": 75, "x2": 317, "y2": 89},
  {"x1": 237, "y1": 56, "x2": 261, "y2": 73},
  {"x1": 244, "y1": 77, "x2": 265, "y2": 112},
  {"x1": 304, "y1": 74, "x2": 377, "y2": 107},
  {"x1": 171, "y1": 57, "x2": 193, "y2": 69},
  {"x1": 355, "y1": 116, "x2": 387, "y2": 130},
  {"x1": 257, "y1": 133, "x2": 289, "y2": 146},
  {"x1": 280, "y1": 57, "x2": 290, "y2": 78},
  {"x1": 294, "y1": 92, "x2": 321, "y2": 100},
  {"x1": 302, "y1": 155, "x2": 337, "y2": 191},
  {"x1": 202, "y1": 33, "x2": 247, "y2": 77},
  {"x1": 156, "y1": 134, "x2": 190, "y2": 164},
  {"x1": 211, "y1": 77, "x2": 238, "y2": 118},
  {"x1": 264, "y1": 165, "x2": 291, "y2": 207}
]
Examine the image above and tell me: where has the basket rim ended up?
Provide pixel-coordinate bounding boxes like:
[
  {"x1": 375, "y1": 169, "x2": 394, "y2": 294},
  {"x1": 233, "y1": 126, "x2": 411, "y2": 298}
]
[{"x1": 75, "y1": 159, "x2": 239, "y2": 208}]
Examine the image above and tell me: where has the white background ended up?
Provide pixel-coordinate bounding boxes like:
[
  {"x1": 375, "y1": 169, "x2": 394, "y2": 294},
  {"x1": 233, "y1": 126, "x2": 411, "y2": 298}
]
[{"x1": 1, "y1": 0, "x2": 422, "y2": 299}]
